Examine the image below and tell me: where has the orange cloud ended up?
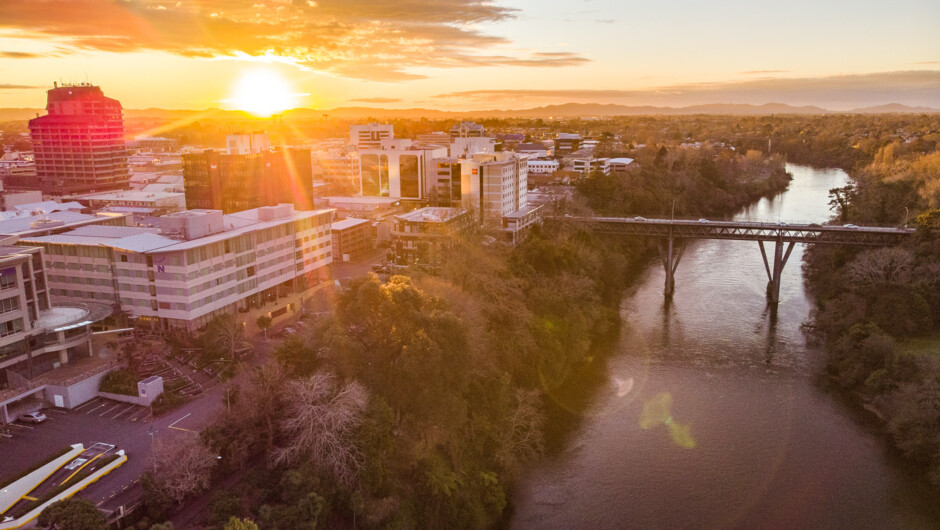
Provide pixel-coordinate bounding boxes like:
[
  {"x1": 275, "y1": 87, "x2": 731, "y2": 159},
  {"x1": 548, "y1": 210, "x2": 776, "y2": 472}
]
[{"x1": 0, "y1": 0, "x2": 587, "y2": 81}]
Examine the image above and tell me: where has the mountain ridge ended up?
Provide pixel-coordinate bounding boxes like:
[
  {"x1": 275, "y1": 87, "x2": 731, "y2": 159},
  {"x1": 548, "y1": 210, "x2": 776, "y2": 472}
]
[{"x1": 1, "y1": 102, "x2": 938, "y2": 122}]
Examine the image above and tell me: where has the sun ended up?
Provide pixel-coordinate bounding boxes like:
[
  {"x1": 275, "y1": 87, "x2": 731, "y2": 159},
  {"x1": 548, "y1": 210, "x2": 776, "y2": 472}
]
[{"x1": 228, "y1": 69, "x2": 300, "y2": 117}]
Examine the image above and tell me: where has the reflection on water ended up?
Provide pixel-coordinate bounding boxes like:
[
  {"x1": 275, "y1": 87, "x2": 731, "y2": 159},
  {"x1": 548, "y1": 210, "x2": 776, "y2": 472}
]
[{"x1": 511, "y1": 165, "x2": 940, "y2": 529}]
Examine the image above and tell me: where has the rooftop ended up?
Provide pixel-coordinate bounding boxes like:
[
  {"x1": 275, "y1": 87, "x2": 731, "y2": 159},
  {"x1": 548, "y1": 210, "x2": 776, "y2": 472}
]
[
  {"x1": 397, "y1": 207, "x2": 467, "y2": 223},
  {"x1": 77, "y1": 190, "x2": 184, "y2": 202},
  {"x1": 332, "y1": 218, "x2": 370, "y2": 231}
]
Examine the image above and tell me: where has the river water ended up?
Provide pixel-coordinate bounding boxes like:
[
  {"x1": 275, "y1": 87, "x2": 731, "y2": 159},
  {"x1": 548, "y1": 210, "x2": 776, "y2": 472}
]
[{"x1": 511, "y1": 165, "x2": 939, "y2": 529}]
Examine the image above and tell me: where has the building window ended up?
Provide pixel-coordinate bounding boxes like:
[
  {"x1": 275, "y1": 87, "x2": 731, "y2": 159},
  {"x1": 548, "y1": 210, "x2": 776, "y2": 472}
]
[
  {"x1": 0, "y1": 296, "x2": 20, "y2": 314},
  {"x1": 0, "y1": 268, "x2": 17, "y2": 291},
  {"x1": 0, "y1": 318, "x2": 23, "y2": 337}
]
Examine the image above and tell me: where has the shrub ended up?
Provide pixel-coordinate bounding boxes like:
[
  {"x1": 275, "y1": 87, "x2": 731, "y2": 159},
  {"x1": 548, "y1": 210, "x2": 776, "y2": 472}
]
[{"x1": 100, "y1": 369, "x2": 138, "y2": 396}]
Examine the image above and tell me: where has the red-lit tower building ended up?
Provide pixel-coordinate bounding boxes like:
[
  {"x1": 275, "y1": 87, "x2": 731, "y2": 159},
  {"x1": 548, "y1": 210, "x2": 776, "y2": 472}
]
[{"x1": 28, "y1": 83, "x2": 130, "y2": 195}]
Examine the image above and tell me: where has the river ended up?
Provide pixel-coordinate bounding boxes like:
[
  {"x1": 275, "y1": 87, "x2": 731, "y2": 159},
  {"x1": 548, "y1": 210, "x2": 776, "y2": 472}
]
[{"x1": 511, "y1": 164, "x2": 940, "y2": 529}]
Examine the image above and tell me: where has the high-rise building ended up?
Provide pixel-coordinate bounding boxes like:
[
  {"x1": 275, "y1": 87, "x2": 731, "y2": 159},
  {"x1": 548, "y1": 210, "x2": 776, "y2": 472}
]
[
  {"x1": 183, "y1": 143, "x2": 313, "y2": 214},
  {"x1": 28, "y1": 83, "x2": 130, "y2": 195}
]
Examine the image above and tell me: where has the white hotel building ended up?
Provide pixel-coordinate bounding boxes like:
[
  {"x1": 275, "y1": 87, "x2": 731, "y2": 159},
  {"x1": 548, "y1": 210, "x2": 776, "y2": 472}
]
[{"x1": 19, "y1": 204, "x2": 334, "y2": 332}]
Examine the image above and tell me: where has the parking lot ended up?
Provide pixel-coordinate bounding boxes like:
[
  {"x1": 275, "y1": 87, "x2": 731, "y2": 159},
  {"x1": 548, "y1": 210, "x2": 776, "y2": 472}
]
[{"x1": 0, "y1": 383, "x2": 225, "y2": 509}]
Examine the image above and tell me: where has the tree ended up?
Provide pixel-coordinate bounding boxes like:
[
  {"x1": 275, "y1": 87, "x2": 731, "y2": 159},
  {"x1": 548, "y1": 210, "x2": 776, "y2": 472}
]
[
  {"x1": 256, "y1": 315, "x2": 272, "y2": 339},
  {"x1": 223, "y1": 517, "x2": 259, "y2": 530},
  {"x1": 151, "y1": 435, "x2": 217, "y2": 504},
  {"x1": 37, "y1": 498, "x2": 107, "y2": 530},
  {"x1": 206, "y1": 314, "x2": 249, "y2": 360},
  {"x1": 828, "y1": 185, "x2": 856, "y2": 222},
  {"x1": 273, "y1": 371, "x2": 369, "y2": 485}
]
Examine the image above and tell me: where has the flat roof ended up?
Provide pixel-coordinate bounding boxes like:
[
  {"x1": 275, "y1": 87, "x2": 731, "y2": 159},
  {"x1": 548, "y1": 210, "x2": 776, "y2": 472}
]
[
  {"x1": 609, "y1": 157, "x2": 635, "y2": 164},
  {"x1": 324, "y1": 196, "x2": 401, "y2": 206},
  {"x1": 503, "y1": 203, "x2": 543, "y2": 218},
  {"x1": 78, "y1": 190, "x2": 184, "y2": 201},
  {"x1": 396, "y1": 207, "x2": 467, "y2": 223},
  {"x1": 332, "y1": 218, "x2": 370, "y2": 230}
]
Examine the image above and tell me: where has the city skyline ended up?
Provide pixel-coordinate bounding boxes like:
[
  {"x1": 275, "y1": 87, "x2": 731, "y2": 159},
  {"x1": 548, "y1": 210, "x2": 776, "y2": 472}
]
[{"x1": 1, "y1": 0, "x2": 938, "y2": 112}]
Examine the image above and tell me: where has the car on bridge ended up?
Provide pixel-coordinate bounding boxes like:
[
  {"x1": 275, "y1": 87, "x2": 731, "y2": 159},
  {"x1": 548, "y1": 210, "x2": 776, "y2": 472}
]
[
  {"x1": 698, "y1": 219, "x2": 710, "y2": 223},
  {"x1": 634, "y1": 216, "x2": 647, "y2": 221}
]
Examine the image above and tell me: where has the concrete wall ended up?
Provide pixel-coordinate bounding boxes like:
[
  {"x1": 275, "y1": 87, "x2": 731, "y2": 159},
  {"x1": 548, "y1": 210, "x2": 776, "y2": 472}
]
[
  {"x1": 97, "y1": 391, "x2": 158, "y2": 407},
  {"x1": 42, "y1": 366, "x2": 117, "y2": 409},
  {"x1": 0, "y1": 444, "x2": 83, "y2": 515}
]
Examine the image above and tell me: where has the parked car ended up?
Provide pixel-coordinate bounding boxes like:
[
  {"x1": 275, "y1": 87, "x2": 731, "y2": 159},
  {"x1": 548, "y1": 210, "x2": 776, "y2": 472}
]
[
  {"x1": 20, "y1": 411, "x2": 47, "y2": 423},
  {"x1": 282, "y1": 327, "x2": 296, "y2": 336}
]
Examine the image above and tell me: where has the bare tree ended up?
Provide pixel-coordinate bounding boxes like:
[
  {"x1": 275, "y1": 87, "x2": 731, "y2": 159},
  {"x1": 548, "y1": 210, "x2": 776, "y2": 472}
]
[
  {"x1": 273, "y1": 372, "x2": 368, "y2": 485},
  {"x1": 208, "y1": 314, "x2": 249, "y2": 359},
  {"x1": 497, "y1": 389, "x2": 545, "y2": 469},
  {"x1": 848, "y1": 247, "x2": 914, "y2": 288},
  {"x1": 151, "y1": 435, "x2": 217, "y2": 504}
]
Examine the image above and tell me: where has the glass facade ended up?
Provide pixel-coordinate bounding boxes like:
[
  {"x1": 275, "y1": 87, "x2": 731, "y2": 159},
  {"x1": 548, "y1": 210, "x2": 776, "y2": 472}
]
[
  {"x1": 400, "y1": 155, "x2": 420, "y2": 198},
  {"x1": 361, "y1": 154, "x2": 380, "y2": 196}
]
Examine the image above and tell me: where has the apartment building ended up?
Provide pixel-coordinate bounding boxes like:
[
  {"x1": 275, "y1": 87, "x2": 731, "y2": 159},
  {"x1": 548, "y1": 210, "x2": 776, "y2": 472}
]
[
  {"x1": 77, "y1": 190, "x2": 186, "y2": 216},
  {"x1": 19, "y1": 204, "x2": 333, "y2": 332}
]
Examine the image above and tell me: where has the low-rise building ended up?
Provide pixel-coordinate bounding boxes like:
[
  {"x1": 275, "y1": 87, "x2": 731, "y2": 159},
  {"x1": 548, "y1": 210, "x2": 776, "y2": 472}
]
[
  {"x1": 499, "y1": 203, "x2": 544, "y2": 245},
  {"x1": 331, "y1": 218, "x2": 372, "y2": 261},
  {"x1": 0, "y1": 210, "x2": 132, "y2": 239},
  {"x1": 19, "y1": 204, "x2": 334, "y2": 332},
  {"x1": 572, "y1": 157, "x2": 611, "y2": 175},
  {"x1": 527, "y1": 158, "x2": 560, "y2": 174},
  {"x1": 0, "y1": 245, "x2": 100, "y2": 422},
  {"x1": 77, "y1": 190, "x2": 186, "y2": 216},
  {"x1": 391, "y1": 207, "x2": 472, "y2": 270},
  {"x1": 609, "y1": 157, "x2": 635, "y2": 174}
]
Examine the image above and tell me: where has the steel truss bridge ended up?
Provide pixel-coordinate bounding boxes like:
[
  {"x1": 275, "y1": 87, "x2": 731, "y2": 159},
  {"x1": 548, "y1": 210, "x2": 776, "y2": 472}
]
[{"x1": 557, "y1": 216, "x2": 915, "y2": 304}]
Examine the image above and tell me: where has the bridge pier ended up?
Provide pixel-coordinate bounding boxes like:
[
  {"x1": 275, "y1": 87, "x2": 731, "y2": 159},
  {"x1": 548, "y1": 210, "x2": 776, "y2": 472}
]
[
  {"x1": 758, "y1": 239, "x2": 795, "y2": 304},
  {"x1": 657, "y1": 237, "x2": 685, "y2": 297}
]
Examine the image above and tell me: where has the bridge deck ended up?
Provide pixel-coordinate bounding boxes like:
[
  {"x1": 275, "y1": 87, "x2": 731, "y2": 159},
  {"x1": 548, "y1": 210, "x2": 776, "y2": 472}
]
[{"x1": 563, "y1": 217, "x2": 914, "y2": 246}]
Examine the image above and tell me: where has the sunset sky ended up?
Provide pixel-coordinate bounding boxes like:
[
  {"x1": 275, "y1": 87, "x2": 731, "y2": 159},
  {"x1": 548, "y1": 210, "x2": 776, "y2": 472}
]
[{"x1": 0, "y1": 0, "x2": 938, "y2": 111}]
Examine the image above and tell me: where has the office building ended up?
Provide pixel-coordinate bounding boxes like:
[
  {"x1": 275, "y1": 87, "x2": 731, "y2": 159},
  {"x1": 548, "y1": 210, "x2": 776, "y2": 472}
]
[
  {"x1": 19, "y1": 204, "x2": 333, "y2": 332},
  {"x1": 183, "y1": 143, "x2": 313, "y2": 213},
  {"x1": 76, "y1": 190, "x2": 186, "y2": 216},
  {"x1": 331, "y1": 218, "x2": 372, "y2": 261},
  {"x1": 226, "y1": 132, "x2": 271, "y2": 155},
  {"x1": 358, "y1": 143, "x2": 447, "y2": 202},
  {"x1": 572, "y1": 157, "x2": 611, "y2": 175},
  {"x1": 555, "y1": 133, "x2": 582, "y2": 157},
  {"x1": 391, "y1": 207, "x2": 473, "y2": 269},
  {"x1": 0, "y1": 245, "x2": 98, "y2": 419},
  {"x1": 450, "y1": 122, "x2": 487, "y2": 138},
  {"x1": 28, "y1": 83, "x2": 130, "y2": 195},
  {"x1": 350, "y1": 123, "x2": 394, "y2": 149}
]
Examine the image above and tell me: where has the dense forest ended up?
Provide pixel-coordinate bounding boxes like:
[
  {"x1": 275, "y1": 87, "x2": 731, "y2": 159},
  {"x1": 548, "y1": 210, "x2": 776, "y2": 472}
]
[{"x1": 802, "y1": 141, "x2": 940, "y2": 485}]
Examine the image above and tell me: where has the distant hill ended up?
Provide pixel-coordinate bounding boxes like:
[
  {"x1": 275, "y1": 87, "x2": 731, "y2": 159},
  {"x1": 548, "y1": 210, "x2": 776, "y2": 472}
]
[{"x1": 2, "y1": 102, "x2": 938, "y2": 123}]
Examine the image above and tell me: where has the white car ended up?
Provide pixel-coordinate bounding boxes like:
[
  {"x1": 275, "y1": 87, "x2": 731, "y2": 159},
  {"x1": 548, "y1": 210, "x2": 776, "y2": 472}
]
[
  {"x1": 20, "y1": 411, "x2": 47, "y2": 423},
  {"x1": 698, "y1": 219, "x2": 710, "y2": 223}
]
